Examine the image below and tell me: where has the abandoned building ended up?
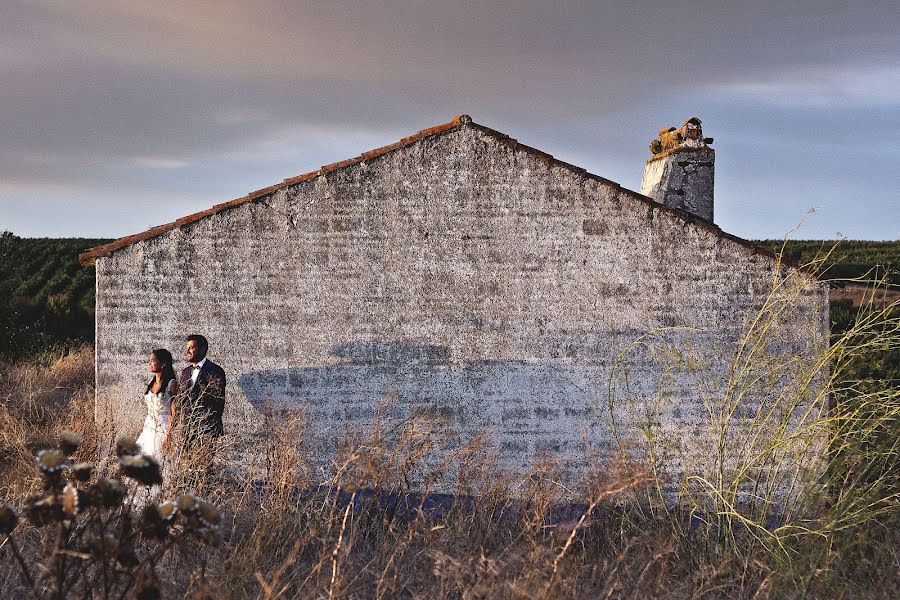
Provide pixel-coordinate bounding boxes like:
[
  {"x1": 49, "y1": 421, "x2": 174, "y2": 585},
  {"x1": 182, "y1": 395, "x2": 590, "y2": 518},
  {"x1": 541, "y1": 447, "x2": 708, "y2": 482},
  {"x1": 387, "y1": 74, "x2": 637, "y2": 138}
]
[{"x1": 81, "y1": 115, "x2": 829, "y2": 492}]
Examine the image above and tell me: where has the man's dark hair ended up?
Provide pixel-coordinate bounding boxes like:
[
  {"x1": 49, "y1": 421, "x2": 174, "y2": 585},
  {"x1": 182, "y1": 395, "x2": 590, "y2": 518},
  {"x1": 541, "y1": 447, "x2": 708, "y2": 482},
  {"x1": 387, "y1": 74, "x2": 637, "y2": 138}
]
[{"x1": 186, "y1": 334, "x2": 209, "y2": 354}]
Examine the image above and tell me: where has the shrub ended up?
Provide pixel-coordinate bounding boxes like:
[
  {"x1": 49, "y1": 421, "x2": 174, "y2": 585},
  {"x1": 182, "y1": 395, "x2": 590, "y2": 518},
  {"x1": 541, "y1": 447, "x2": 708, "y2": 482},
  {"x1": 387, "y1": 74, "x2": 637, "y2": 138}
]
[{"x1": 1, "y1": 430, "x2": 221, "y2": 599}]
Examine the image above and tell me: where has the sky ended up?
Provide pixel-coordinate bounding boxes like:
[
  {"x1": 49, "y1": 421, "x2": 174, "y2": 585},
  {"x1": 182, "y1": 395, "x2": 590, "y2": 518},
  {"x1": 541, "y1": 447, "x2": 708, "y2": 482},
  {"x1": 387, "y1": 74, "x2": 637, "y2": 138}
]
[{"x1": 1, "y1": 0, "x2": 897, "y2": 240}]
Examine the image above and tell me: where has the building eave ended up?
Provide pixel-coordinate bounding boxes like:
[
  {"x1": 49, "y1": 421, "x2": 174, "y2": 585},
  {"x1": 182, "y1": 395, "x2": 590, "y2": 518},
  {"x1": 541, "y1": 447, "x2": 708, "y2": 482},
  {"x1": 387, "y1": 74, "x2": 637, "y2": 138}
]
[{"x1": 80, "y1": 114, "x2": 813, "y2": 278}]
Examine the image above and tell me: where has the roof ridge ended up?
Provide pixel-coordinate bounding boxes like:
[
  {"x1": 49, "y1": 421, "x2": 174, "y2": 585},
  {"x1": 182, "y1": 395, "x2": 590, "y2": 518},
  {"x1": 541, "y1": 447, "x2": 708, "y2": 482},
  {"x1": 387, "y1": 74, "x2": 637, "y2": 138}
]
[
  {"x1": 80, "y1": 114, "x2": 806, "y2": 275},
  {"x1": 80, "y1": 115, "x2": 470, "y2": 265}
]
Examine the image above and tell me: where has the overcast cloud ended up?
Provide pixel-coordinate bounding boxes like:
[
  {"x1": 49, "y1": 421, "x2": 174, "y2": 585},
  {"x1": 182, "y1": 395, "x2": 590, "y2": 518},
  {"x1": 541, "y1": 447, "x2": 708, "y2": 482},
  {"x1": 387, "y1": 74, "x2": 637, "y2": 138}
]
[{"x1": 1, "y1": 0, "x2": 897, "y2": 239}]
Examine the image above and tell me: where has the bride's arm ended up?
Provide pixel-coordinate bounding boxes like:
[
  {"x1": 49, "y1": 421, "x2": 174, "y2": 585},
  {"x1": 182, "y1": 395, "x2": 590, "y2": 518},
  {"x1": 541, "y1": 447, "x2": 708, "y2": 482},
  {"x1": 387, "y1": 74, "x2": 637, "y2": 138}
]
[{"x1": 162, "y1": 379, "x2": 178, "y2": 452}]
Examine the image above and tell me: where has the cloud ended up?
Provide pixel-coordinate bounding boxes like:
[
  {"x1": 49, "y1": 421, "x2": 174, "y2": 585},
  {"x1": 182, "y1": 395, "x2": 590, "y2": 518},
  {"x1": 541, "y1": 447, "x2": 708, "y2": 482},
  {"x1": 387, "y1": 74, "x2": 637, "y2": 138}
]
[
  {"x1": 712, "y1": 62, "x2": 900, "y2": 108},
  {"x1": 132, "y1": 157, "x2": 192, "y2": 169},
  {"x1": 1, "y1": 0, "x2": 897, "y2": 239}
]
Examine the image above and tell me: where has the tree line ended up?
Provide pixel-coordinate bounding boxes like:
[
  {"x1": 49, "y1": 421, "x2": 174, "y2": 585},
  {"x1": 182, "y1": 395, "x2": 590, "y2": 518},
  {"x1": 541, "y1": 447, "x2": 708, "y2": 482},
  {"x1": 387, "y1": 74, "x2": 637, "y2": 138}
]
[
  {"x1": 0, "y1": 232, "x2": 110, "y2": 356},
  {"x1": 756, "y1": 239, "x2": 899, "y2": 284}
]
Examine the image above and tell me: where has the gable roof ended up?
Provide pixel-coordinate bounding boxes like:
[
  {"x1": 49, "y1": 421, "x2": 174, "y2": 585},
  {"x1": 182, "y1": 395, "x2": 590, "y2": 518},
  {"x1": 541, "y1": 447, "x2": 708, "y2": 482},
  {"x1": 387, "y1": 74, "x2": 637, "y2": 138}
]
[{"x1": 79, "y1": 115, "x2": 792, "y2": 270}]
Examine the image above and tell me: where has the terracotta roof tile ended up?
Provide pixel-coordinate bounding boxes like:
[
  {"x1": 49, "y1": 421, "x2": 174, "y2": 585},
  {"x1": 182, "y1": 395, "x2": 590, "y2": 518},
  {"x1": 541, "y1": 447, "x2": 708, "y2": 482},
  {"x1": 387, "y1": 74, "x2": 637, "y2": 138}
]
[
  {"x1": 282, "y1": 171, "x2": 318, "y2": 186},
  {"x1": 80, "y1": 114, "x2": 809, "y2": 276}
]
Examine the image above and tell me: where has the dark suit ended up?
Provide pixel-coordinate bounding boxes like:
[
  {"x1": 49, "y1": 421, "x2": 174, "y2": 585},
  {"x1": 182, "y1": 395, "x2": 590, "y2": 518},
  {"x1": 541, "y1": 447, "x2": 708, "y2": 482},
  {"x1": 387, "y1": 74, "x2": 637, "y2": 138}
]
[{"x1": 178, "y1": 359, "x2": 226, "y2": 443}]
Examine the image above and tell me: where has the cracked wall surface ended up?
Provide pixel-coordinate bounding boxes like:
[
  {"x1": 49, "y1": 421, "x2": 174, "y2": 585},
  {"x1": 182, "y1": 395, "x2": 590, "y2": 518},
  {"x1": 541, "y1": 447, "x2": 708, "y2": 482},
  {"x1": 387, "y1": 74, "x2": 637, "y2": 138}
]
[{"x1": 94, "y1": 125, "x2": 829, "y2": 491}]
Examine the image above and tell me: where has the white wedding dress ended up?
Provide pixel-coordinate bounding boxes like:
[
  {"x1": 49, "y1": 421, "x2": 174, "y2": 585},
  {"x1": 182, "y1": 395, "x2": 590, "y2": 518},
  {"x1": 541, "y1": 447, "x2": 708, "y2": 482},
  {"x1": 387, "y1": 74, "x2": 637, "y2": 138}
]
[{"x1": 136, "y1": 385, "x2": 172, "y2": 461}]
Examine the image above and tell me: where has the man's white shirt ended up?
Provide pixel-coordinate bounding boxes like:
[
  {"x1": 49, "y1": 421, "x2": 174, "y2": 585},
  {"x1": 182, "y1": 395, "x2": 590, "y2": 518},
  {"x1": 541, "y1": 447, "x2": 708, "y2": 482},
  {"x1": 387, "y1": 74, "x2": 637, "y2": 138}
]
[{"x1": 190, "y1": 358, "x2": 207, "y2": 387}]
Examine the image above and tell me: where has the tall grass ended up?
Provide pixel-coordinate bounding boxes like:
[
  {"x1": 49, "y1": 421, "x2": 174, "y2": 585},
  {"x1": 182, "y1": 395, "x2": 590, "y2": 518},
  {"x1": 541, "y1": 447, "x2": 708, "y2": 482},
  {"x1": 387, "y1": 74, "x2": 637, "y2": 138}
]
[
  {"x1": 601, "y1": 246, "x2": 899, "y2": 595},
  {"x1": 2, "y1": 251, "x2": 898, "y2": 598}
]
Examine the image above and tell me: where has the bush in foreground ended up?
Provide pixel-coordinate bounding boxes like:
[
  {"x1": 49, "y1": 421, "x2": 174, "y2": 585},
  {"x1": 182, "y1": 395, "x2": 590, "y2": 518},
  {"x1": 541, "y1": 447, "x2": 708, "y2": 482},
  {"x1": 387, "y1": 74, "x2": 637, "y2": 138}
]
[{"x1": 1, "y1": 429, "x2": 222, "y2": 600}]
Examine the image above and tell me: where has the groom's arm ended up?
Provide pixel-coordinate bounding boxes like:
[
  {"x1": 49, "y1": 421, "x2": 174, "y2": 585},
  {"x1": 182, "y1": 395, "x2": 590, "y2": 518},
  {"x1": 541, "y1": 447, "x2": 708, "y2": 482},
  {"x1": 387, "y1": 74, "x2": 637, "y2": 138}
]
[{"x1": 209, "y1": 364, "x2": 226, "y2": 412}]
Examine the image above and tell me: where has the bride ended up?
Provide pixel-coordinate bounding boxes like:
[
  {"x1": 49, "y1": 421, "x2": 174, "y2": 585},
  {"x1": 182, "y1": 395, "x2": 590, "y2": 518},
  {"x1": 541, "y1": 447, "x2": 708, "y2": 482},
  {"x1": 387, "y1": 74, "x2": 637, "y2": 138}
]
[{"x1": 136, "y1": 348, "x2": 177, "y2": 462}]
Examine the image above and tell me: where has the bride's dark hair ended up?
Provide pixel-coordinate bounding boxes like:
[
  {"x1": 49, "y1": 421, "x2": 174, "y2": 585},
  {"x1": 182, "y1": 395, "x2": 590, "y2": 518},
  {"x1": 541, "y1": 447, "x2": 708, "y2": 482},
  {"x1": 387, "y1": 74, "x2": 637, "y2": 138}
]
[{"x1": 146, "y1": 348, "x2": 177, "y2": 394}]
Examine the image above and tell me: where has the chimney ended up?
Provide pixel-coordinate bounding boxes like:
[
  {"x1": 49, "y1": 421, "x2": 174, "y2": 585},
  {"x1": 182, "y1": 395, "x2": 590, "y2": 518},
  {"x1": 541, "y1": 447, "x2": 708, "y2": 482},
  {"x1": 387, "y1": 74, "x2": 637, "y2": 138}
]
[{"x1": 639, "y1": 117, "x2": 715, "y2": 223}]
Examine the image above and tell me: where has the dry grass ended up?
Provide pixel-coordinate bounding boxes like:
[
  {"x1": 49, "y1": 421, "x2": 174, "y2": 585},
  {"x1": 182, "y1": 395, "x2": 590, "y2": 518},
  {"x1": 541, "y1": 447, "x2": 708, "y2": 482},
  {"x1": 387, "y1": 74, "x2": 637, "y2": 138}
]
[
  {"x1": 2, "y1": 270, "x2": 899, "y2": 598},
  {"x1": 0, "y1": 347, "x2": 99, "y2": 501}
]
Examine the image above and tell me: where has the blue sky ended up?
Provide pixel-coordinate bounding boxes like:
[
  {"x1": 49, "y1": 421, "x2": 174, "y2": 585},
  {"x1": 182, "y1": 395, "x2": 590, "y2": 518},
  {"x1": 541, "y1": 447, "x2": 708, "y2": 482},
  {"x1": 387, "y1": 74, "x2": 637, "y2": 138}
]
[{"x1": 1, "y1": 0, "x2": 897, "y2": 240}]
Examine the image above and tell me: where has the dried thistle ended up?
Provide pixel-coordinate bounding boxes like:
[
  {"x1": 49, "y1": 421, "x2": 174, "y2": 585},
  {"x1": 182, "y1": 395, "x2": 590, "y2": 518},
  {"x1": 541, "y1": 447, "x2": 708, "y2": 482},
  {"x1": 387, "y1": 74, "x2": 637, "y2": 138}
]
[
  {"x1": 71, "y1": 462, "x2": 94, "y2": 482},
  {"x1": 120, "y1": 455, "x2": 163, "y2": 487},
  {"x1": 85, "y1": 532, "x2": 118, "y2": 557},
  {"x1": 139, "y1": 501, "x2": 176, "y2": 540},
  {"x1": 36, "y1": 448, "x2": 67, "y2": 478},
  {"x1": 58, "y1": 430, "x2": 84, "y2": 456},
  {"x1": 92, "y1": 477, "x2": 127, "y2": 508},
  {"x1": 157, "y1": 500, "x2": 178, "y2": 521},
  {"x1": 177, "y1": 493, "x2": 199, "y2": 513},
  {"x1": 61, "y1": 483, "x2": 86, "y2": 518},
  {"x1": 177, "y1": 494, "x2": 211, "y2": 530},
  {"x1": 115, "y1": 437, "x2": 141, "y2": 458},
  {"x1": 0, "y1": 503, "x2": 19, "y2": 535},
  {"x1": 133, "y1": 569, "x2": 162, "y2": 600},
  {"x1": 116, "y1": 516, "x2": 139, "y2": 567},
  {"x1": 24, "y1": 495, "x2": 65, "y2": 527},
  {"x1": 197, "y1": 500, "x2": 222, "y2": 529}
]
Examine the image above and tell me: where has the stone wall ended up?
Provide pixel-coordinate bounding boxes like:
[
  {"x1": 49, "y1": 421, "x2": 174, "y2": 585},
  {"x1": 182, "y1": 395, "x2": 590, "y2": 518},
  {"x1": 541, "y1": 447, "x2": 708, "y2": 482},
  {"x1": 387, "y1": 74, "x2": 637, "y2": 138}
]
[{"x1": 94, "y1": 123, "x2": 829, "y2": 493}]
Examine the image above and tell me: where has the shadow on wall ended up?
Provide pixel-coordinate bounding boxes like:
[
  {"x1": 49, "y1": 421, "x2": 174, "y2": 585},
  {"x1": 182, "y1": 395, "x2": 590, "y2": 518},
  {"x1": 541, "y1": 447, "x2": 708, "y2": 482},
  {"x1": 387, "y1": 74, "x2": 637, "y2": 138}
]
[{"x1": 235, "y1": 340, "x2": 624, "y2": 461}]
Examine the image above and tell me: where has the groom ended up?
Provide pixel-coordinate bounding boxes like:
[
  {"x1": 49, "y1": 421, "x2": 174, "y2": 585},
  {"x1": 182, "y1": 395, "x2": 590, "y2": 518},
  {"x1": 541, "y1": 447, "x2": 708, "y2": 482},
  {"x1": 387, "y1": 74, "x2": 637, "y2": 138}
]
[{"x1": 178, "y1": 334, "x2": 226, "y2": 446}]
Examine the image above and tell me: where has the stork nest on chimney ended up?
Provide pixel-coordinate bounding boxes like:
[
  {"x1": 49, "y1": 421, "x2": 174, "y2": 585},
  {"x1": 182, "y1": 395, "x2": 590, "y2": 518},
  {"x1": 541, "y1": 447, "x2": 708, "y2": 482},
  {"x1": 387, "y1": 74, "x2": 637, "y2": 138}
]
[{"x1": 649, "y1": 117, "x2": 714, "y2": 155}]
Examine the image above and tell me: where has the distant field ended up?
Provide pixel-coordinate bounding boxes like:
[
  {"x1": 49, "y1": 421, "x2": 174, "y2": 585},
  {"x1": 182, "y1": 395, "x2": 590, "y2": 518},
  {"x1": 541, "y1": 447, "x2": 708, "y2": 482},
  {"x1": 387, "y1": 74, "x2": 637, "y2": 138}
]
[
  {"x1": 0, "y1": 233, "x2": 110, "y2": 356},
  {"x1": 755, "y1": 239, "x2": 900, "y2": 284},
  {"x1": 0, "y1": 232, "x2": 897, "y2": 357}
]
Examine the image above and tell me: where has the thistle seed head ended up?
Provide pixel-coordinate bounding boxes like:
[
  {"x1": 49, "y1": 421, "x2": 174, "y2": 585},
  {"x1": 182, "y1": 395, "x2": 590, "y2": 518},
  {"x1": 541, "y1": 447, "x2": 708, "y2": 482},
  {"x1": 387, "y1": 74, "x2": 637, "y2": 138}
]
[
  {"x1": 115, "y1": 437, "x2": 140, "y2": 458},
  {"x1": 24, "y1": 495, "x2": 65, "y2": 527},
  {"x1": 58, "y1": 430, "x2": 84, "y2": 456},
  {"x1": 93, "y1": 477, "x2": 127, "y2": 508},
  {"x1": 36, "y1": 449, "x2": 67, "y2": 478},
  {"x1": 61, "y1": 484, "x2": 87, "y2": 518},
  {"x1": 197, "y1": 500, "x2": 222, "y2": 528},
  {"x1": 71, "y1": 462, "x2": 94, "y2": 482},
  {"x1": 176, "y1": 493, "x2": 199, "y2": 513},
  {"x1": 120, "y1": 455, "x2": 163, "y2": 487}
]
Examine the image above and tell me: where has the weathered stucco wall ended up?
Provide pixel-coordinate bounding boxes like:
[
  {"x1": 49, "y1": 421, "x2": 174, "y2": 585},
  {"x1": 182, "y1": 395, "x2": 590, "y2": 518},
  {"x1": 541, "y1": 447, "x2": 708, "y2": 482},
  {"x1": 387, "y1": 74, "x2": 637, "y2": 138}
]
[{"x1": 94, "y1": 123, "x2": 829, "y2": 491}]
